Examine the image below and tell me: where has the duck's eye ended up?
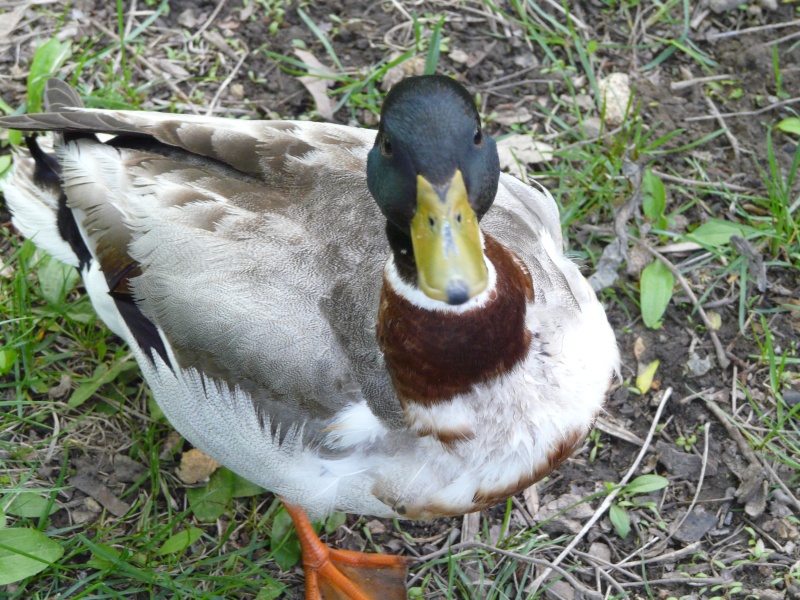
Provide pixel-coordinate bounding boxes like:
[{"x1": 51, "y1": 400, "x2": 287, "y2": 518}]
[
  {"x1": 381, "y1": 135, "x2": 393, "y2": 157},
  {"x1": 473, "y1": 127, "x2": 483, "y2": 146}
]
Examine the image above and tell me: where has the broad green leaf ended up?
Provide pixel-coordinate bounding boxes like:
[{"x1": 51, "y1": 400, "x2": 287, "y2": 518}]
[
  {"x1": 269, "y1": 507, "x2": 302, "y2": 571},
  {"x1": 608, "y1": 503, "x2": 630, "y2": 539},
  {"x1": 66, "y1": 301, "x2": 98, "y2": 325},
  {"x1": 27, "y1": 39, "x2": 72, "y2": 113},
  {"x1": 68, "y1": 356, "x2": 137, "y2": 408},
  {"x1": 624, "y1": 474, "x2": 669, "y2": 496},
  {"x1": 0, "y1": 349, "x2": 18, "y2": 376},
  {"x1": 687, "y1": 219, "x2": 754, "y2": 247},
  {"x1": 38, "y1": 253, "x2": 80, "y2": 306},
  {"x1": 86, "y1": 543, "x2": 122, "y2": 570},
  {"x1": 3, "y1": 494, "x2": 58, "y2": 518},
  {"x1": 642, "y1": 169, "x2": 666, "y2": 222},
  {"x1": 186, "y1": 467, "x2": 234, "y2": 522},
  {"x1": 157, "y1": 527, "x2": 204, "y2": 555},
  {"x1": 776, "y1": 117, "x2": 800, "y2": 135},
  {"x1": 231, "y1": 473, "x2": 265, "y2": 498},
  {"x1": 0, "y1": 154, "x2": 11, "y2": 176},
  {"x1": 323, "y1": 511, "x2": 346, "y2": 534},
  {"x1": 0, "y1": 527, "x2": 64, "y2": 585},
  {"x1": 255, "y1": 577, "x2": 287, "y2": 600},
  {"x1": 636, "y1": 359, "x2": 660, "y2": 394},
  {"x1": 86, "y1": 542, "x2": 146, "y2": 570},
  {"x1": 640, "y1": 259, "x2": 674, "y2": 329}
]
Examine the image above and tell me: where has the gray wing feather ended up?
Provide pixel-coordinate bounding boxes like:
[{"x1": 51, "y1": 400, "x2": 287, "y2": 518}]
[{"x1": 2, "y1": 90, "x2": 585, "y2": 436}]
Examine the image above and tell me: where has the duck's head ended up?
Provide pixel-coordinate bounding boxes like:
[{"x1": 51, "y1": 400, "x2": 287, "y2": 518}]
[{"x1": 367, "y1": 75, "x2": 500, "y2": 306}]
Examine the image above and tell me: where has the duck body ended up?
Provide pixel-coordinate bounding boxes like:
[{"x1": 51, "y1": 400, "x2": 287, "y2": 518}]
[{"x1": 1, "y1": 78, "x2": 618, "y2": 524}]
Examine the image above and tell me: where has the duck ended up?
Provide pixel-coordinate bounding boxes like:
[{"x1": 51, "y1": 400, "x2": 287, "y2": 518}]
[{"x1": 0, "y1": 75, "x2": 619, "y2": 600}]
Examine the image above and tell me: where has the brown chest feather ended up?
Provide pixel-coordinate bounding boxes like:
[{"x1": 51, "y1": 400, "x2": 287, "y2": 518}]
[{"x1": 377, "y1": 234, "x2": 534, "y2": 406}]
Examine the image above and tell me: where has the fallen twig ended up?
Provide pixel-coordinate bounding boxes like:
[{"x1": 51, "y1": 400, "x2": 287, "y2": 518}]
[
  {"x1": 685, "y1": 97, "x2": 800, "y2": 121},
  {"x1": 529, "y1": 387, "x2": 673, "y2": 594}
]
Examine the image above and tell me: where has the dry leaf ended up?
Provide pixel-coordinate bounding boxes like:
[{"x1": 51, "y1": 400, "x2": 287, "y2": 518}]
[
  {"x1": 495, "y1": 134, "x2": 553, "y2": 179},
  {"x1": 294, "y1": 49, "x2": 335, "y2": 120},
  {"x1": 493, "y1": 105, "x2": 532, "y2": 126},
  {"x1": 633, "y1": 336, "x2": 646, "y2": 360},
  {"x1": 636, "y1": 359, "x2": 660, "y2": 394},
  {"x1": 0, "y1": 3, "x2": 29, "y2": 40},
  {"x1": 523, "y1": 484, "x2": 539, "y2": 516},
  {"x1": 70, "y1": 472, "x2": 131, "y2": 517},
  {"x1": 177, "y1": 448, "x2": 221, "y2": 484},
  {"x1": 449, "y1": 48, "x2": 470, "y2": 64},
  {"x1": 381, "y1": 55, "x2": 426, "y2": 91}
]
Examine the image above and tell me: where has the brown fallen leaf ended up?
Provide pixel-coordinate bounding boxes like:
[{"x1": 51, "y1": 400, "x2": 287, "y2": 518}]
[
  {"x1": 495, "y1": 134, "x2": 553, "y2": 180},
  {"x1": 294, "y1": 49, "x2": 335, "y2": 121},
  {"x1": 70, "y1": 472, "x2": 130, "y2": 518},
  {"x1": 177, "y1": 448, "x2": 222, "y2": 484}
]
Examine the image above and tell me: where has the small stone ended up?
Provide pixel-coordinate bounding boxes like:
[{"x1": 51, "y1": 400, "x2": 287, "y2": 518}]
[
  {"x1": 687, "y1": 351, "x2": 713, "y2": 377},
  {"x1": 588, "y1": 542, "x2": 611, "y2": 563},
  {"x1": 597, "y1": 73, "x2": 631, "y2": 127},
  {"x1": 448, "y1": 48, "x2": 469, "y2": 64},
  {"x1": 365, "y1": 519, "x2": 386, "y2": 535},
  {"x1": 582, "y1": 116, "x2": 602, "y2": 138},
  {"x1": 177, "y1": 9, "x2": 198, "y2": 29},
  {"x1": 708, "y1": 0, "x2": 741, "y2": 13},
  {"x1": 672, "y1": 508, "x2": 717, "y2": 543},
  {"x1": 544, "y1": 579, "x2": 574, "y2": 600},
  {"x1": 783, "y1": 389, "x2": 800, "y2": 408},
  {"x1": 230, "y1": 83, "x2": 245, "y2": 99},
  {"x1": 749, "y1": 589, "x2": 783, "y2": 600}
]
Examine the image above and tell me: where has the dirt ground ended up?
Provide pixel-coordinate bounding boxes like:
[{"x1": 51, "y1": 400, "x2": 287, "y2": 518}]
[{"x1": 1, "y1": 1, "x2": 799, "y2": 599}]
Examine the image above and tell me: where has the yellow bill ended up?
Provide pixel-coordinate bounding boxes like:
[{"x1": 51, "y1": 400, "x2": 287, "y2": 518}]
[{"x1": 411, "y1": 170, "x2": 488, "y2": 305}]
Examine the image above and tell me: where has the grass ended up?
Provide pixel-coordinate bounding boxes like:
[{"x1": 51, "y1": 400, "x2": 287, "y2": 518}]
[{"x1": 1, "y1": 0, "x2": 800, "y2": 598}]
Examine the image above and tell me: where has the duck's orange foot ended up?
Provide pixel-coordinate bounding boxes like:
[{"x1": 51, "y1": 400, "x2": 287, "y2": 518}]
[{"x1": 282, "y1": 501, "x2": 409, "y2": 600}]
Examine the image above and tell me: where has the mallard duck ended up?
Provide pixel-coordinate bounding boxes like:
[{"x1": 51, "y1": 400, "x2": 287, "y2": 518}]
[{"x1": 1, "y1": 76, "x2": 619, "y2": 599}]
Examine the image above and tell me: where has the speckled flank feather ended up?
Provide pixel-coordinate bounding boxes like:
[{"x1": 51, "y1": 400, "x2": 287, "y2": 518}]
[{"x1": 0, "y1": 81, "x2": 619, "y2": 522}]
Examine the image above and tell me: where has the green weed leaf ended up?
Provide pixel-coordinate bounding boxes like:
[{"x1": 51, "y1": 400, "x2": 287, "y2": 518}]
[
  {"x1": 642, "y1": 170, "x2": 666, "y2": 223},
  {"x1": 323, "y1": 512, "x2": 346, "y2": 534},
  {"x1": 37, "y1": 253, "x2": 79, "y2": 306},
  {"x1": 27, "y1": 39, "x2": 72, "y2": 113},
  {"x1": 3, "y1": 494, "x2": 58, "y2": 518},
  {"x1": 269, "y1": 507, "x2": 302, "y2": 571},
  {"x1": 609, "y1": 503, "x2": 630, "y2": 539},
  {"x1": 157, "y1": 527, "x2": 204, "y2": 555},
  {"x1": 0, "y1": 528, "x2": 64, "y2": 585},
  {"x1": 640, "y1": 260, "x2": 674, "y2": 329},
  {"x1": 424, "y1": 16, "x2": 446, "y2": 75},
  {"x1": 624, "y1": 474, "x2": 669, "y2": 496},
  {"x1": 186, "y1": 467, "x2": 234, "y2": 522},
  {"x1": 231, "y1": 473, "x2": 265, "y2": 499},
  {"x1": 255, "y1": 577, "x2": 287, "y2": 600},
  {"x1": 776, "y1": 118, "x2": 800, "y2": 135},
  {"x1": 687, "y1": 219, "x2": 754, "y2": 247},
  {"x1": 68, "y1": 356, "x2": 137, "y2": 408},
  {"x1": 0, "y1": 349, "x2": 18, "y2": 377}
]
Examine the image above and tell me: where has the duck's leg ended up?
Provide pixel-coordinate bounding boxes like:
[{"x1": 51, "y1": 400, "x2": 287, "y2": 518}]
[{"x1": 281, "y1": 500, "x2": 409, "y2": 600}]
